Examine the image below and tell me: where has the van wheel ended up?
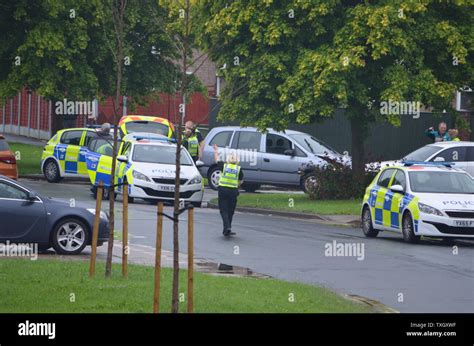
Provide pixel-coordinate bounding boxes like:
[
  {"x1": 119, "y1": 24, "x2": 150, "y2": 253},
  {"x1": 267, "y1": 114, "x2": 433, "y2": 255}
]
[
  {"x1": 362, "y1": 206, "x2": 378, "y2": 238},
  {"x1": 402, "y1": 212, "x2": 420, "y2": 243},
  {"x1": 207, "y1": 166, "x2": 221, "y2": 190},
  {"x1": 43, "y1": 159, "x2": 62, "y2": 183},
  {"x1": 242, "y1": 183, "x2": 260, "y2": 193},
  {"x1": 301, "y1": 173, "x2": 317, "y2": 194}
]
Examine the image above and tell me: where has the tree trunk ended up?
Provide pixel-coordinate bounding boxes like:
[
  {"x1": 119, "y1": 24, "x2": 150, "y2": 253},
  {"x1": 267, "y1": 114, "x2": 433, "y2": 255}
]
[{"x1": 105, "y1": 0, "x2": 126, "y2": 277}]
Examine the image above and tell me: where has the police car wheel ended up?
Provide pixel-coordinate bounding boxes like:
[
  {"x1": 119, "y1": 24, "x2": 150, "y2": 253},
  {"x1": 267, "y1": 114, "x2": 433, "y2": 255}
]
[
  {"x1": 402, "y1": 213, "x2": 420, "y2": 243},
  {"x1": 362, "y1": 206, "x2": 378, "y2": 238},
  {"x1": 208, "y1": 167, "x2": 221, "y2": 190},
  {"x1": 43, "y1": 159, "x2": 62, "y2": 183},
  {"x1": 52, "y1": 218, "x2": 89, "y2": 255}
]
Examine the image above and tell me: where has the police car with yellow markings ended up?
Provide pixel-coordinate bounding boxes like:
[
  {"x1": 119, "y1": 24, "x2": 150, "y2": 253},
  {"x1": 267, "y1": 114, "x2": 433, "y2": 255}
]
[
  {"x1": 86, "y1": 133, "x2": 204, "y2": 206},
  {"x1": 41, "y1": 116, "x2": 174, "y2": 184},
  {"x1": 41, "y1": 128, "x2": 103, "y2": 183},
  {"x1": 361, "y1": 162, "x2": 474, "y2": 243}
]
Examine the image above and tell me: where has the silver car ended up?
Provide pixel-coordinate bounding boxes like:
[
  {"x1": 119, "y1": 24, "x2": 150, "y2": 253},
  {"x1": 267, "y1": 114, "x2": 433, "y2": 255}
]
[
  {"x1": 378, "y1": 141, "x2": 474, "y2": 176},
  {"x1": 199, "y1": 127, "x2": 350, "y2": 192}
]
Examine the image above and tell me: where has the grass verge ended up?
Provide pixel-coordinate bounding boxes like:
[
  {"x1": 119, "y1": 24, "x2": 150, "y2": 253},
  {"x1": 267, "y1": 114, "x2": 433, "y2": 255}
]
[
  {"x1": 9, "y1": 142, "x2": 43, "y2": 175},
  {"x1": 211, "y1": 193, "x2": 361, "y2": 215},
  {"x1": 0, "y1": 259, "x2": 371, "y2": 313}
]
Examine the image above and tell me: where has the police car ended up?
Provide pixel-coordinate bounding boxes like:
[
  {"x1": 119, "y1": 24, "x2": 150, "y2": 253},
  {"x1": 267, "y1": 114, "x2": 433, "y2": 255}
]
[
  {"x1": 41, "y1": 128, "x2": 101, "y2": 182},
  {"x1": 41, "y1": 116, "x2": 174, "y2": 183},
  {"x1": 361, "y1": 162, "x2": 474, "y2": 243},
  {"x1": 86, "y1": 133, "x2": 204, "y2": 206}
]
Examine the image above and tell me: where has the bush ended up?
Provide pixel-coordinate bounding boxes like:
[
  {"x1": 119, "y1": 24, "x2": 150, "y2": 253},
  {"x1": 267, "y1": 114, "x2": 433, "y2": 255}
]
[{"x1": 301, "y1": 161, "x2": 377, "y2": 200}]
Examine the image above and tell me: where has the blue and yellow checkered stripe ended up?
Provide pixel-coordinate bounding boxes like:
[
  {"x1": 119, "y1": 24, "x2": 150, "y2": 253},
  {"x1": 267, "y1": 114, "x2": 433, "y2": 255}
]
[{"x1": 369, "y1": 187, "x2": 419, "y2": 232}]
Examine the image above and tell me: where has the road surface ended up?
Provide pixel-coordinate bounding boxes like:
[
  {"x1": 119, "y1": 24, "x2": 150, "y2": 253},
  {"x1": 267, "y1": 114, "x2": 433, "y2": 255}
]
[{"x1": 22, "y1": 179, "x2": 474, "y2": 313}]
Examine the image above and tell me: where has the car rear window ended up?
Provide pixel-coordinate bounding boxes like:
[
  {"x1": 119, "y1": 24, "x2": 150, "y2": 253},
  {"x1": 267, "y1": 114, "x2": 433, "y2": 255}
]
[{"x1": 0, "y1": 139, "x2": 10, "y2": 151}]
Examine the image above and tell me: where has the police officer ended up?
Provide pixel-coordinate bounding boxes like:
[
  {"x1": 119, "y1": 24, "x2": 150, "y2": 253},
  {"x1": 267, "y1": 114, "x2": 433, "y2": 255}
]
[
  {"x1": 183, "y1": 121, "x2": 204, "y2": 162},
  {"x1": 213, "y1": 144, "x2": 243, "y2": 236}
]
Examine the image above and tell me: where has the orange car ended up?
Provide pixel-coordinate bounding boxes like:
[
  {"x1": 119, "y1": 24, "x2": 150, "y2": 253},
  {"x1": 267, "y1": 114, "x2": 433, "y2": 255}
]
[{"x1": 0, "y1": 135, "x2": 18, "y2": 179}]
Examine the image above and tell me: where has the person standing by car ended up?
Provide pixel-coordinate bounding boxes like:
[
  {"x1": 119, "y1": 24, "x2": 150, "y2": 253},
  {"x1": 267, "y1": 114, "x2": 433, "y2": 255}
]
[
  {"x1": 183, "y1": 121, "x2": 204, "y2": 162},
  {"x1": 425, "y1": 122, "x2": 450, "y2": 142},
  {"x1": 448, "y1": 128, "x2": 461, "y2": 141},
  {"x1": 213, "y1": 144, "x2": 243, "y2": 236}
]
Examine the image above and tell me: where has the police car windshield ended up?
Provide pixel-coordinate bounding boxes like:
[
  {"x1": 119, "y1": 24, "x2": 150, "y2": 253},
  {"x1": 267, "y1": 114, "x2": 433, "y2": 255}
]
[
  {"x1": 403, "y1": 145, "x2": 441, "y2": 161},
  {"x1": 409, "y1": 171, "x2": 474, "y2": 194},
  {"x1": 132, "y1": 145, "x2": 193, "y2": 166},
  {"x1": 289, "y1": 134, "x2": 338, "y2": 155},
  {"x1": 126, "y1": 122, "x2": 169, "y2": 136}
]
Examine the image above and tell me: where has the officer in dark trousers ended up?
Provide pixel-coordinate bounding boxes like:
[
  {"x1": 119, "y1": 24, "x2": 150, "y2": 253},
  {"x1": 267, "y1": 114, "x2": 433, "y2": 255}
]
[{"x1": 213, "y1": 144, "x2": 243, "y2": 236}]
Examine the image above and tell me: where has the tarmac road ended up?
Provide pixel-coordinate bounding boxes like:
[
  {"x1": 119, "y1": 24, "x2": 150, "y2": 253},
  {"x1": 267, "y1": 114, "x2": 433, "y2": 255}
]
[{"x1": 22, "y1": 179, "x2": 474, "y2": 313}]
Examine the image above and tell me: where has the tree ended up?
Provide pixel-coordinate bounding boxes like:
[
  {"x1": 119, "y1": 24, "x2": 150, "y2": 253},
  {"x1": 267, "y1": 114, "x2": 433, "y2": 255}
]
[
  {"x1": 199, "y1": 1, "x2": 473, "y2": 175},
  {"x1": 0, "y1": 0, "x2": 179, "y2": 276},
  {"x1": 160, "y1": 0, "x2": 206, "y2": 313}
]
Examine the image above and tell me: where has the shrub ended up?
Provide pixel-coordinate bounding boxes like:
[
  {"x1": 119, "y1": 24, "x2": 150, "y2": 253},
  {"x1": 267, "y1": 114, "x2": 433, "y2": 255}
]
[{"x1": 301, "y1": 161, "x2": 378, "y2": 200}]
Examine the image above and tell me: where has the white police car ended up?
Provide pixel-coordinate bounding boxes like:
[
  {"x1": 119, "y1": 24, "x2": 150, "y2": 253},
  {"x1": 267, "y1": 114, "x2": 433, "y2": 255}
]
[
  {"x1": 114, "y1": 134, "x2": 204, "y2": 206},
  {"x1": 362, "y1": 162, "x2": 474, "y2": 243}
]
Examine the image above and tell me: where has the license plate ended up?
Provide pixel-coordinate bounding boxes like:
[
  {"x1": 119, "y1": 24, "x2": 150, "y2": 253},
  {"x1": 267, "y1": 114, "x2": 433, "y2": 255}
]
[
  {"x1": 454, "y1": 220, "x2": 474, "y2": 227},
  {"x1": 158, "y1": 185, "x2": 175, "y2": 192}
]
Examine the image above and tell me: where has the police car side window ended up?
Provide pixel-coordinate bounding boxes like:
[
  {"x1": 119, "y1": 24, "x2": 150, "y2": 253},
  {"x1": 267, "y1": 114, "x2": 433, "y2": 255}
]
[
  {"x1": 378, "y1": 169, "x2": 394, "y2": 188},
  {"x1": 210, "y1": 131, "x2": 232, "y2": 147},
  {"x1": 61, "y1": 130, "x2": 82, "y2": 146},
  {"x1": 392, "y1": 170, "x2": 406, "y2": 190},
  {"x1": 432, "y1": 147, "x2": 467, "y2": 162}
]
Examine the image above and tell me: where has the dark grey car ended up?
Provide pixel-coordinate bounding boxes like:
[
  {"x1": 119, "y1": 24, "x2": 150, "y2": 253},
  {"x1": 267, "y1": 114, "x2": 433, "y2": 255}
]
[{"x1": 0, "y1": 176, "x2": 109, "y2": 255}]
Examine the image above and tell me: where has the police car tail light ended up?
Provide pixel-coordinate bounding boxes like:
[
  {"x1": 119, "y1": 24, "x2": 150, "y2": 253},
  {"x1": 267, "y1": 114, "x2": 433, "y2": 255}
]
[
  {"x1": 132, "y1": 170, "x2": 151, "y2": 182},
  {"x1": 188, "y1": 175, "x2": 202, "y2": 185},
  {"x1": 418, "y1": 202, "x2": 443, "y2": 216}
]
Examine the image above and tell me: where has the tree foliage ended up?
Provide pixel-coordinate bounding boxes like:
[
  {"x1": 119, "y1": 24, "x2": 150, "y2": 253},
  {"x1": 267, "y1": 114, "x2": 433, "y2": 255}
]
[{"x1": 199, "y1": 0, "x2": 473, "y2": 169}]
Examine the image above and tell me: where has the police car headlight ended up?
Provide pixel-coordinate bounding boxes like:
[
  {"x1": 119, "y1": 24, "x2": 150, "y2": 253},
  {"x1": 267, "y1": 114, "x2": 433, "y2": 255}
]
[
  {"x1": 418, "y1": 203, "x2": 443, "y2": 216},
  {"x1": 87, "y1": 209, "x2": 108, "y2": 220},
  {"x1": 188, "y1": 175, "x2": 202, "y2": 185},
  {"x1": 133, "y1": 170, "x2": 151, "y2": 182}
]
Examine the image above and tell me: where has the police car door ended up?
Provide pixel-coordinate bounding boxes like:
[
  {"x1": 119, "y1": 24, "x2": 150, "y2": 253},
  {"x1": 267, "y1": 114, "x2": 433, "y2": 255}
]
[
  {"x1": 387, "y1": 169, "x2": 408, "y2": 231},
  {"x1": 56, "y1": 130, "x2": 83, "y2": 175},
  {"x1": 373, "y1": 168, "x2": 396, "y2": 230},
  {"x1": 85, "y1": 138, "x2": 113, "y2": 187}
]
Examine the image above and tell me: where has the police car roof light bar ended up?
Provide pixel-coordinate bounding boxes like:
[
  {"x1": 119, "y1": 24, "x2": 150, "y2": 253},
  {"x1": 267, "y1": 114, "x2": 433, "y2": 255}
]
[{"x1": 402, "y1": 160, "x2": 455, "y2": 168}]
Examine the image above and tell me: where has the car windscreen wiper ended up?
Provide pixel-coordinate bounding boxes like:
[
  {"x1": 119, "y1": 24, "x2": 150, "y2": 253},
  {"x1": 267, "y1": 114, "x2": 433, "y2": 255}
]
[{"x1": 304, "y1": 138, "x2": 314, "y2": 154}]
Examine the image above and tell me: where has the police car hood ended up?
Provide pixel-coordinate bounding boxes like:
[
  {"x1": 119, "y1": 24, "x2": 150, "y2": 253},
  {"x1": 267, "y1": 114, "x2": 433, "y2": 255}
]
[
  {"x1": 416, "y1": 193, "x2": 474, "y2": 211},
  {"x1": 135, "y1": 163, "x2": 197, "y2": 178}
]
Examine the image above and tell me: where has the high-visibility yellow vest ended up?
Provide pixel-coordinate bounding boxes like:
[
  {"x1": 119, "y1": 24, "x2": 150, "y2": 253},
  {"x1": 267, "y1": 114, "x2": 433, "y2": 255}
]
[
  {"x1": 187, "y1": 134, "x2": 199, "y2": 156},
  {"x1": 219, "y1": 163, "x2": 240, "y2": 188}
]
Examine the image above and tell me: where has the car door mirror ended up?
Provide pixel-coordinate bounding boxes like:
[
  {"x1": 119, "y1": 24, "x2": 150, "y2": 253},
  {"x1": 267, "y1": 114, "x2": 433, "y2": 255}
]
[
  {"x1": 390, "y1": 184, "x2": 404, "y2": 193},
  {"x1": 284, "y1": 149, "x2": 295, "y2": 156},
  {"x1": 433, "y1": 156, "x2": 445, "y2": 162},
  {"x1": 26, "y1": 191, "x2": 38, "y2": 201},
  {"x1": 117, "y1": 155, "x2": 128, "y2": 163},
  {"x1": 195, "y1": 160, "x2": 204, "y2": 167}
]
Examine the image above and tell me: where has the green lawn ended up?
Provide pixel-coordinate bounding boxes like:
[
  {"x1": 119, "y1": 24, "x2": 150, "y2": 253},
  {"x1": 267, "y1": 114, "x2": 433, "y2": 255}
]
[
  {"x1": 212, "y1": 193, "x2": 361, "y2": 215},
  {"x1": 0, "y1": 259, "x2": 371, "y2": 313},
  {"x1": 9, "y1": 142, "x2": 43, "y2": 175}
]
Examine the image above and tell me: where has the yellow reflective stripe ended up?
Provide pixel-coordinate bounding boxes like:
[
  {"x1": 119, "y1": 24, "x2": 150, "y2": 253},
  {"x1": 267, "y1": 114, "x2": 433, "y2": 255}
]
[{"x1": 219, "y1": 164, "x2": 240, "y2": 188}]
